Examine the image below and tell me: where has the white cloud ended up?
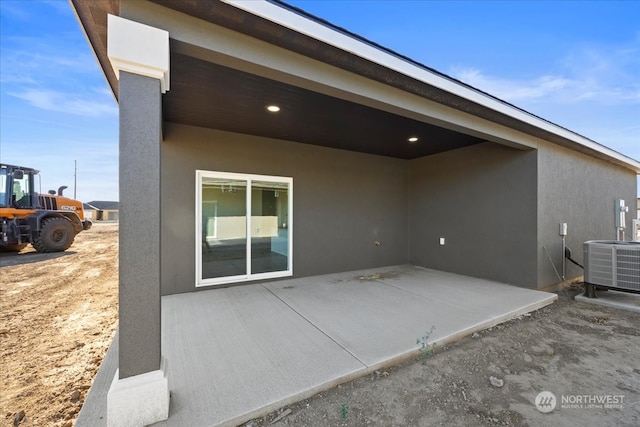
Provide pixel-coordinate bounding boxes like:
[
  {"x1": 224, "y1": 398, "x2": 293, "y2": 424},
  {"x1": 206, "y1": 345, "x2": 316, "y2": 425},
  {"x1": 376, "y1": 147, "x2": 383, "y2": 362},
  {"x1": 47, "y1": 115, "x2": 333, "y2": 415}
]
[
  {"x1": 40, "y1": 0, "x2": 73, "y2": 16},
  {"x1": 451, "y1": 40, "x2": 640, "y2": 165},
  {"x1": 0, "y1": 73, "x2": 38, "y2": 85},
  {"x1": 454, "y1": 67, "x2": 640, "y2": 106},
  {"x1": 0, "y1": 0, "x2": 70, "y2": 20},
  {"x1": 0, "y1": 45, "x2": 98, "y2": 83},
  {"x1": 452, "y1": 42, "x2": 640, "y2": 106},
  {"x1": 0, "y1": 1, "x2": 30, "y2": 20},
  {"x1": 8, "y1": 88, "x2": 118, "y2": 117},
  {"x1": 454, "y1": 69, "x2": 573, "y2": 102}
]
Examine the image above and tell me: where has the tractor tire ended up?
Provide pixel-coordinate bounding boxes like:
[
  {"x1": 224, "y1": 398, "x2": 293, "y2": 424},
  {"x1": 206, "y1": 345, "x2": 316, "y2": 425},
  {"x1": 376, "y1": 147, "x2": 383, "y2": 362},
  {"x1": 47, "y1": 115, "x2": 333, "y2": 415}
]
[{"x1": 32, "y1": 217, "x2": 75, "y2": 253}]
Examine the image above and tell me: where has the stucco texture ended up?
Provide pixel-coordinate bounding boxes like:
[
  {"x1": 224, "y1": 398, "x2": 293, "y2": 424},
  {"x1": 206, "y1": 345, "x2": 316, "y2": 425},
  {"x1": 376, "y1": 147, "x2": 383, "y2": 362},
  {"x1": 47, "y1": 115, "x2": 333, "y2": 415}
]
[
  {"x1": 160, "y1": 124, "x2": 408, "y2": 296},
  {"x1": 159, "y1": 125, "x2": 636, "y2": 294},
  {"x1": 118, "y1": 72, "x2": 162, "y2": 378},
  {"x1": 536, "y1": 140, "x2": 637, "y2": 286},
  {"x1": 408, "y1": 142, "x2": 539, "y2": 288}
]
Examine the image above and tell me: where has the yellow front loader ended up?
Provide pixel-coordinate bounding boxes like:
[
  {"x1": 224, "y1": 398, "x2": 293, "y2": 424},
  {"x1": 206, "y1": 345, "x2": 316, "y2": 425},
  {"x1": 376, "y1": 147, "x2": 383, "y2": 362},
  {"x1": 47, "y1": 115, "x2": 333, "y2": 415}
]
[{"x1": 0, "y1": 164, "x2": 92, "y2": 253}]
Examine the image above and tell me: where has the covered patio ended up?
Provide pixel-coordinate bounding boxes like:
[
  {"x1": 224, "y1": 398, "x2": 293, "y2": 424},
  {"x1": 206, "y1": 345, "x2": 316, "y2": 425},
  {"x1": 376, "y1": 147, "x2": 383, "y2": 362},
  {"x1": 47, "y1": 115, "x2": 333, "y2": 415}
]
[
  {"x1": 68, "y1": 2, "x2": 637, "y2": 424},
  {"x1": 77, "y1": 265, "x2": 556, "y2": 426}
]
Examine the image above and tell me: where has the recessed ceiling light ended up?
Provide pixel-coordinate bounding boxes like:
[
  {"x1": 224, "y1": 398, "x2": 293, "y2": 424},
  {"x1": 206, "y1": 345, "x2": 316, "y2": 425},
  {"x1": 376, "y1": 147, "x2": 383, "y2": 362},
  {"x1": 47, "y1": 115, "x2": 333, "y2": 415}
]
[
  {"x1": 408, "y1": 136, "x2": 419, "y2": 143},
  {"x1": 266, "y1": 105, "x2": 280, "y2": 112}
]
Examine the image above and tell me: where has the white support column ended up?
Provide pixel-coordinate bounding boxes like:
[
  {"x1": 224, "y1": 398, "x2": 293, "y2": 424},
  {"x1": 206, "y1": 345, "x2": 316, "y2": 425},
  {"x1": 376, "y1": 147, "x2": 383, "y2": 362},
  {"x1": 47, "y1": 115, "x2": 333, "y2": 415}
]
[{"x1": 106, "y1": 14, "x2": 170, "y2": 427}]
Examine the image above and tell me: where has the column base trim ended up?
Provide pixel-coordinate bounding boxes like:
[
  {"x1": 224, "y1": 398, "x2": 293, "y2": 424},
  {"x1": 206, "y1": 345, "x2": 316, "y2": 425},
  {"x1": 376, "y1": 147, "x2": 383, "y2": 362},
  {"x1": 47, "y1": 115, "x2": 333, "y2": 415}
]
[{"x1": 107, "y1": 358, "x2": 169, "y2": 427}]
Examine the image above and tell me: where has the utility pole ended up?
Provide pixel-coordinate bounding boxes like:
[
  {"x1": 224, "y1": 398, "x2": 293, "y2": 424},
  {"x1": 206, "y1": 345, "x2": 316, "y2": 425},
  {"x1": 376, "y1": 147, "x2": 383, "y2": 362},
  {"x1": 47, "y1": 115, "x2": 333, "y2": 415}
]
[{"x1": 74, "y1": 160, "x2": 77, "y2": 199}]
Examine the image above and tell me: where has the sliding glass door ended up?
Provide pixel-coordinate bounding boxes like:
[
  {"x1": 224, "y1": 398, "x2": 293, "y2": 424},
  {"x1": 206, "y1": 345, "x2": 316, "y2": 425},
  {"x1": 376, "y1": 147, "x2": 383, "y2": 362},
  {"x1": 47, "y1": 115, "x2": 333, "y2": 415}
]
[
  {"x1": 200, "y1": 176, "x2": 248, "y2": 280},
  {"x1": 197, "y1": 171, "x2": 292, "y2": 286},
  {"x1": 251, "y1": 180, "x2": 290, "y2": 275}
]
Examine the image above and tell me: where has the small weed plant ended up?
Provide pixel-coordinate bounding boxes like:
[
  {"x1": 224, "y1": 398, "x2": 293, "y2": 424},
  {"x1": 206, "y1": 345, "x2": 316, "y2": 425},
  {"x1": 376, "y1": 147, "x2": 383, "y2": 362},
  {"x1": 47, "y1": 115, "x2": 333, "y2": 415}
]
[
  {"x1": 417, "y1": 325, "x2": 436, "y2": 365},
  {"x1": 340, "y1": 403, "x2": 349, "y2": 419}
]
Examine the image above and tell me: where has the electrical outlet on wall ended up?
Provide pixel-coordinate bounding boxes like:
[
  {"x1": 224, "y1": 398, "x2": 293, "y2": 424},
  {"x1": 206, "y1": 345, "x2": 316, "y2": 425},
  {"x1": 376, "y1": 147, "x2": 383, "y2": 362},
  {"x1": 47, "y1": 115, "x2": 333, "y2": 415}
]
[{"x1": 439, "y1": 237, "x2": 445, "y2": 245}]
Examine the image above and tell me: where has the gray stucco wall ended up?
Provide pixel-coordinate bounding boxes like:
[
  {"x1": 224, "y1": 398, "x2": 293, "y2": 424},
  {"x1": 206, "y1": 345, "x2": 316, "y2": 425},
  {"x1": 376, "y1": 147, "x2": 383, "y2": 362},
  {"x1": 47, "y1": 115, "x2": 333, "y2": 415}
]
[
  {"x1": 159, "y1": 124, "x2": 636, "y2": 294},
  {"x1": 408, "y1": 142, "x2": 539, "y2": 288},
  {"x1": 537, "y1": 141, "x2": 637, "y2": 287},
  {"x1": 160, "y1": 123, "x2": 408, "y2": 295}
]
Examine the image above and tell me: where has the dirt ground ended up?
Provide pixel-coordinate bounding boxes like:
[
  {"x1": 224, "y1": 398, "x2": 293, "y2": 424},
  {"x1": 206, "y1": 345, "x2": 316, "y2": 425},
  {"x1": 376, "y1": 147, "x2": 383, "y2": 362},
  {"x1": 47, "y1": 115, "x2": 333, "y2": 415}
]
[
  {"x1": 1, "y1": 223, "x2": 639, "y2": 427},
  {"x1": 245, "y1": 287, "x2": 640, "y2": 427},
  {"x1": 0, "y1": 223, "x2": 118, "y2": 427}
]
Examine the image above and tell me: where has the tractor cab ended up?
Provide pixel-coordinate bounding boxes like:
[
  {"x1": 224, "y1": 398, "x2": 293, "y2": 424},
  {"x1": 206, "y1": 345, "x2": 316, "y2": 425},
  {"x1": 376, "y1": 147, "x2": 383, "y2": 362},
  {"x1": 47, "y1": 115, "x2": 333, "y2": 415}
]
[{"x1": 0, "y1": 165, "x2": 38, "y2": 209}]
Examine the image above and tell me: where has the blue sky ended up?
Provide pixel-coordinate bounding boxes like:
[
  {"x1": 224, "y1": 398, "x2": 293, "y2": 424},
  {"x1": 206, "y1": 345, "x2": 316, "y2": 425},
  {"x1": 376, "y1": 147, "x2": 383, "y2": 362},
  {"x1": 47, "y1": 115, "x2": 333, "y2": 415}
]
[{"x1": 1, "y1": 0, "x2": 638, "y2": 202}]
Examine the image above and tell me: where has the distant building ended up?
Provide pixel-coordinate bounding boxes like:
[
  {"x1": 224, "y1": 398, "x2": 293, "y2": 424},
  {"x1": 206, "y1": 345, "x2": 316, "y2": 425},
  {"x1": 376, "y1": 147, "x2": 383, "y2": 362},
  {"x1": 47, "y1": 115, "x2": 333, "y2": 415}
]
[{"x1": 85, "y1": 201, "x2": 119, "y2": 222}]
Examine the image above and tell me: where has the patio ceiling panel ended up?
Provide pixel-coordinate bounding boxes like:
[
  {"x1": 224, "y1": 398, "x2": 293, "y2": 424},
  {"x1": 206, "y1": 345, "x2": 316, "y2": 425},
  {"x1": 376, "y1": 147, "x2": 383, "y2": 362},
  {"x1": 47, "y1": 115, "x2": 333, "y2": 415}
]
[{"x1": 164, "y1": 52, "x2": 484, "y2": 159}]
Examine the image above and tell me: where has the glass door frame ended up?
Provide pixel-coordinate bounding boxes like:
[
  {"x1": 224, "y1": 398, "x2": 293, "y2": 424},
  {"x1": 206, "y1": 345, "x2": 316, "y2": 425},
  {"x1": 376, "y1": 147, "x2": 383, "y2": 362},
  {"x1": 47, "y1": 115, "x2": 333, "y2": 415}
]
[{"x1": 196, "y1": 170, "x2": 293, "y2": 287}]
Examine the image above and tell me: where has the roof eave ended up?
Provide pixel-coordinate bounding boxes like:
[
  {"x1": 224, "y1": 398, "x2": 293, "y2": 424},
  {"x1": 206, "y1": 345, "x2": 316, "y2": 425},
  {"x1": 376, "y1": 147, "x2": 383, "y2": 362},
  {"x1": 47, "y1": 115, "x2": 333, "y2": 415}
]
[
  {"x1": 69, "y1": 0, "x2": 120, "y2": 100},
  {"x1": 222, "y1": 0, "x2": 640, "y2": 173}
]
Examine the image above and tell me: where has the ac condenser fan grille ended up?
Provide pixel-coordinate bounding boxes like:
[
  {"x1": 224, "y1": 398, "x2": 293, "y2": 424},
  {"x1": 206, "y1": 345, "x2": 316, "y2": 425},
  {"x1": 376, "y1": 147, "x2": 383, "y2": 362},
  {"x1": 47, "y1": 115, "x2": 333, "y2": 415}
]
[{"x1": 584, "y1": 241, "x2": 640, "y2": 292}]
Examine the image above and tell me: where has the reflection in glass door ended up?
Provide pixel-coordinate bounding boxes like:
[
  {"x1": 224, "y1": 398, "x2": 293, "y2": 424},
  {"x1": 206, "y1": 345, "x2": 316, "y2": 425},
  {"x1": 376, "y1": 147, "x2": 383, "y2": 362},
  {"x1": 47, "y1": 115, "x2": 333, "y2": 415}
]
[
  {"x1": 201, "y1": 177, "x2": 247, "y2": 280},
  {"x1": 251, "y1": 181, "x2": 289, "y2": 274},
  {"x1": 197, "y1": 171, "x2": 292, "y2": 286}
]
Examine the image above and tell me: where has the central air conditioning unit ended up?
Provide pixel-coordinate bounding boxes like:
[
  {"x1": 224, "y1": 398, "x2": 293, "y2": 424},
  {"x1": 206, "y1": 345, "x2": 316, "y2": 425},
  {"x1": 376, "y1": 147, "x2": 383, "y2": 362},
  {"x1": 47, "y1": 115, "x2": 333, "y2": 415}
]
[{"x1": 584, "y1": 240, "x2": 640, "y2": 293}]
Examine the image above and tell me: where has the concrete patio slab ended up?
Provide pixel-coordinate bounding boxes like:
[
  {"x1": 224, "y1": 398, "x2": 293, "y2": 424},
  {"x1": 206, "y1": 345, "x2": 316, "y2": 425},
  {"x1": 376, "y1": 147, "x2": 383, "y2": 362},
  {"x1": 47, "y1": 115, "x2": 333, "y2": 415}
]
[
  {"x1": 575, "y1": 289, "x2": 640, "y2": 313},
  {"x1": 264, "y1": 266, "x2": 555, "y2": 369},
  {"x1": 157, "y1": 285, "x2": 365, "y2": 426},
  {"x1": 375, "y1": 267, "x2": 553, "y2": 317},
  {"x1": 77, "y1": 265, "x2": 556, "y2": 427}
]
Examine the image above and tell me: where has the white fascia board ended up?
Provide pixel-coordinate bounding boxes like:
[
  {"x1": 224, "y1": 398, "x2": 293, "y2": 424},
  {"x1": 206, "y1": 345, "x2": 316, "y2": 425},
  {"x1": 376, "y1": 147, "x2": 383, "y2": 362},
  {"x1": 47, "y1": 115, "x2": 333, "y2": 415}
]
[
  {"x1": 222, "y1": 0, "x2": 640, "y2": 172},
  {"x1": 107, "y1": 14, "x2": 170, "y2": 93}
]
